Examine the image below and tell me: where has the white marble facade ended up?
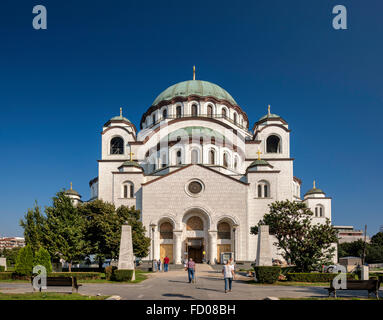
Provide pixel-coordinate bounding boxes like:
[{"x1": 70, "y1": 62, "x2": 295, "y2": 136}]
[{"x1": 90, "y1": 79, "x2": 333, "y2": 264}]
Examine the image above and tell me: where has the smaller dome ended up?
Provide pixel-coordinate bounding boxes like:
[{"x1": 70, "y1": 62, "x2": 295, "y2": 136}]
[
  {"x1": 304, "y1": 188, "x2": 325, "y2": 196},
  {"x1": 259, "y1": 113, "x2": 280, "y2": 121},
  {"x1": 110, "y1": 115, "x2": 131, "y2": 122},
  {"x1": 64, "y1": 189, "x2": 80, "y2": 196},
  {"x1": 121, "y1": 160, "x2": 142, "y2": 168},
  {"x1": 248, "y1": 159, "x2": 270, "y2": 167}
]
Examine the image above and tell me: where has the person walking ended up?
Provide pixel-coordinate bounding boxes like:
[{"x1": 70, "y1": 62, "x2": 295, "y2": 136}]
[
  {"x1": 186, "y1": 258, "x2": 196, "y2": 283},
  {"x1": 222, "y1": 260, "x2": 235, "y2": 293},
  {"x1": 164, "y1": 256, "x2": 169, "y2": 272},
  {"x1": 157, "y1": 259, "x2": 161, "y2": 272}
]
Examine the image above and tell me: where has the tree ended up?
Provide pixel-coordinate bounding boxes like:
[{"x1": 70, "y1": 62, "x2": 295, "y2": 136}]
[
  {"x1": 0, "y1": 247, "x2": 22, "y2": 267},
  {"x1": 15, "y1": 245, "x2": 34, "y2": 276},
  {"x1": 19, "y1": 201, "x2": 46, "y2": 253},
  {"x1": 34, "y1": 247, "x2": 52, "y2": 273},
  {"x1": 338, "y1": 239, "x2": 365, "y2": 258},
  {"x1": 371, "y1": 232, "x2": 383, "y2": 247},
  {"x1": 250, "y1": 200, "x2": 338, "y2": 272},
  {"x1": 44, "y1": 192, "x2": 86, "y2": 272},
  {"x1": 79, "y1": 201, "x2": 151, "y2": 267}
]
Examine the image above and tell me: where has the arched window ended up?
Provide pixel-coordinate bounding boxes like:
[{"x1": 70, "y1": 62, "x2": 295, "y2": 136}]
[
  {"x1": 191, "y1": 149, "x2": 198, "y2": 164},
  {"x1": 161, "y1": 153, "x2": 167, "y2": 168},
  {"x1": 122, "y1": 181, "x2": 134, "y2": 198},
  {"x1": 192, "y1": 104, "x2": 198, "y2": 117},
  {"x1": 315, "y1": 205, "x2": 324, "y2": 217},
  {"x1": 208, "y1": 149, "x2": 215, "y2": 165},
  {"x1": 176, "y1": 106, "x2": 182, "y2": 118},
  {"x1": 110, "y1": 137, "x2": 124, "y2": 155},
  {"x1": 176, "y1": 150, "x2": 182, "y2": 165},
  {"x1": 266, "y1": 135, "x2": 281, "y2": 153},
  {"x1": 217, "y1": 222, "x2": 231, "y2": 239},
  {"x1": 233, "y1": 113, "x2": 237, "y2": 124},
  {"x1": 160, "y1": 222, "x2": 173, "y2": 239},
  {"x1": 162, "y1": 108, "x2": 167, "y2": 119},
  {"x1": 207, "y1": 105, "x2": 213, "y2": 117},
  {"x1": 186, "y1": 216, "x2": 203, "y2": 231},
  {"x1": 257, "y1": 181, "x2": 270, "y2": 198},
  {"x1": 234, "y1": 157, "x2": 238, "y2": 169},
  {"x1": 223, "y1": 153, "x2": 229, "y2": 168},
  {"x1": 152, "y1": 114, "x2": 156, "y2": 124},
  {"x1": 222, "y1": 108, "x2": 227, "y2": 119}
]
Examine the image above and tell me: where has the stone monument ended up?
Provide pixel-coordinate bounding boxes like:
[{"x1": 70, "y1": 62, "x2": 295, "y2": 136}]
[
  {"x1": 361, "y1": 265, "x2": 369, "y2": 280},
  {"x1": 118, "y1": 222, "x2": 135, "y2": 281},
  {"x1": 256, "y1": 225, "x2": 272, "y2": 266},
  {"x1": 0, "y1": 257, "x2": 7, "y2": 271}
]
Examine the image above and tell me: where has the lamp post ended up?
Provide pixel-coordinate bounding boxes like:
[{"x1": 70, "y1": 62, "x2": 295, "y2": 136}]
[
  {"x1": 150, "y1": 223, "x2": 156, "y2": 272},
  {"x1": 232, "y1": 224, "x2": 239, "y2": 262}
]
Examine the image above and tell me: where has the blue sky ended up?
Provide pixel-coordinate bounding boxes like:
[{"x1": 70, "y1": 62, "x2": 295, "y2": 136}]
[{"x1": 0, "y1": 0, "x2": 382, "y2": 237}]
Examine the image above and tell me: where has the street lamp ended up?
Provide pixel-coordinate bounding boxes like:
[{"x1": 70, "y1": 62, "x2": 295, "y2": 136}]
[
  {"x1": 232, "y1": 224, "x2": 239, "y2": 262},
  {"x1": 149, "y1": 223, "x2": 156, "y2": 272}
]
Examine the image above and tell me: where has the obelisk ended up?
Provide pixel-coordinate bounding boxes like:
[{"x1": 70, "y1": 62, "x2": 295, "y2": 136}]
[
  {"x1": 118, "y1": 222, "x2": 135, "y2": 281},
  {"x1": 256, "y1": 225, "x2": 272, "y2": 266}
]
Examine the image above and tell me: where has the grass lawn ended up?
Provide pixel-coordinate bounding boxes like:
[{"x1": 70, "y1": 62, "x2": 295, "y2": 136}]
[
  {"x1": 0, "y1": 292, "x2": 108, "y2": 300},
  {"x1": 248, "y1": 280, "x2": 329, "y2": 287}
]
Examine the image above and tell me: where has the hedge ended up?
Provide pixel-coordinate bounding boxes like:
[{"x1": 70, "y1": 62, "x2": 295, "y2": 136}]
[
  {"x1": 113, "y1": 270, "x2": 134, "y2": 282},
  {"x1": 48, "y1": 272, "x2": 102, "y2": 280},
  {"x1": 62, "y1": 267, "x2": 104, "y2": 273},
  {"x1": 0, "y1": 266, "x2": 5, "y2": 272},
  {"x1": 286, "y1": 272, "x2": 357, "y2": 282},
  {"x1": 105, "y1": 266, "x2": 117, "y2": 281},
  {"x1": 254, "y1": 266, "x2": 281, "y2": 284}
]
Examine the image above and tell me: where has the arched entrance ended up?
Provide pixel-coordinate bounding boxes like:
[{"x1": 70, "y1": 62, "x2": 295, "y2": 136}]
[
  {"x1": 159, "y1": 220, "x2": 174, "y2": 263},
  {"x1": 182, "y1": 209, "x2": 211, "y2": 263}
]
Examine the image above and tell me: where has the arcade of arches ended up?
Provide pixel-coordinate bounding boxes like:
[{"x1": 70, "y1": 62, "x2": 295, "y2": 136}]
[{"x1": 157, "y1": 214, "x2": 235, "y2": 264}]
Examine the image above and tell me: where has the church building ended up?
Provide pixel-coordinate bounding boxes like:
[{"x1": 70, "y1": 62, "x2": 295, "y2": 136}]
[{"x1": 88, "y1": 70, "x2": 332, "y2": 265}]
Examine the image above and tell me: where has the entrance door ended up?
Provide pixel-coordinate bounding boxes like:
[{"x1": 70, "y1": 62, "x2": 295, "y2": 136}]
[
  {"x1": 217, "y1": 244, "x2": 231, "y2": 263},
  {"x1": 188, "y1": 246, "x2": 203, "y2": 263},
  {"x1": 160, "y1": 244, "x2": 173, "y2": 263}
]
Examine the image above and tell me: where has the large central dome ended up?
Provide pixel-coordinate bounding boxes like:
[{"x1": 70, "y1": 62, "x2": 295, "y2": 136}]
[{"x1": 152, "y1": 80, "x2": 238, "y2": 106}]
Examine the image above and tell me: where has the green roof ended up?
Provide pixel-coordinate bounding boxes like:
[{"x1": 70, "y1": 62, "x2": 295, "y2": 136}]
[
  {"x1": 259, "y1": 113, "x2": 280, "y2": 121},
  {"x1": 64, "y1": 189, "x2": 80, "y2": 196},
  {"x1": 248, "y1": 159, "x2": 270, "y2": 167},
  {"x1": 167, "y1": 126, "x2": 225, "y2": 141},
  {"x1": 110, "y1": 115, "x2": 131, "y2": 122},
  {"x1": 304, "y1": 188, "x2": 325, "y2": 196},
  {"x1": 121, "y1": 161, "x2": 142, "y2": 168},
  {"x1": 152, "y1": 80, "x2": 237, "y2": 106}
]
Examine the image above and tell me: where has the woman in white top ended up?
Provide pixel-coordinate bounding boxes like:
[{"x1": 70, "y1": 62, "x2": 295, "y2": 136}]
[{"x1": 222, "y1": 260, "x2": 235, "y2": 293}]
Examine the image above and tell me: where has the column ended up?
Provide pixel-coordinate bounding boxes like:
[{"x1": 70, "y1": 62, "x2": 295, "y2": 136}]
[
  {"x1": 173, "y1": 231, "x2": 182, "y2": 264},
  {"x1": 153, "y1": 227, "x2": 160, "y2": 261},
  {"x1": 208, "y1": 230, "x2": 218, "y2": 265}
]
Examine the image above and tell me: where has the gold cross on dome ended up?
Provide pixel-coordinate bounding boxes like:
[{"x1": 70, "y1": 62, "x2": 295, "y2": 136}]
[
  {"x1": 256, "y1": 148, "x2": 262, "y2": 160},
  {"x1": 193, "y1": 65, "x2": 196, "y2": 80},
  {"x1": 120, "y1": 107, "x2": 123, "y2": 117},
  {"x1": 268, "y1": 105, "x2": 271, "y2": 116},
  {"x1": 313, "y1": 180, "x2": 316, "y2": 189},
  {"x1": 129, "y1": 151, "x2": 135, "y2": 161},
  {"x1": 70, "y1": 182, "x2": 73, "y2": 190}
]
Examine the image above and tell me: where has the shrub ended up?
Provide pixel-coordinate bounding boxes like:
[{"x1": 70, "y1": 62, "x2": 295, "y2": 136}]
[
  {"x1": 254, "y1": 266, "x2": 281, "y2": 284},
  {"x1": 286, "y1": 272, "x2": 357, "y2": 282},
  {"x1": 0, "y1": 272, "x2": 12, "y2": 280},
  {"x1": 0, "y1": 266, "x2": 5, "y2": 272},
  {"x1": 105, "y1": 266, "x2": 117, "y2": 281},
  {"x1": 15, "y1": 245, "x2": 34, "y2": 276},
  {"x1": 47, "y1": 272, "x2": 102, "y2": 280},
  {"x1": 34, "y1": 248, "x2": 52, "y2": 273},
  {"x1": 113, "y1": 270, "x2": 134, "y2": 282}
]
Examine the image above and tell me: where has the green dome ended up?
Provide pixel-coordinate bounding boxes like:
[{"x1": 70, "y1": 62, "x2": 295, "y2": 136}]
[
  {"x1": 64, "y1": 189, "x2": 80, "y2": 196},
  {"x1": 152, "y1": 80, "x2": 238, "y2": 106},
  {"x1": 121, "y1": 161, "x2": 142, "y2": 168},
  {"x1": 259, "y1": 113, "x2": 280, "y2": 121},
  {"x1": 304, "y1": 188, "x2": 325, "y2": 196},
  {"x1": 248, "y1": 159, "x2": 270, "y2": 168},
  {"x1": 110, "y1": 115, "x2": 131, "y2": 122}
]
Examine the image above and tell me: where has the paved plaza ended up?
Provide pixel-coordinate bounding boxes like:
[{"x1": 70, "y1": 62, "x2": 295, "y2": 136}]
[{"x1": 0, "y1": 264, "x2": 381, "y2": 300}]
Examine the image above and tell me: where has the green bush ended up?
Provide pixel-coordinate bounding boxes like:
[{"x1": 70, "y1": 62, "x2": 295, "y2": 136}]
[
  {"x1": 254, "y1": 266, "x2": 281, "y2": 284},
  {"x1": 34, "y1": 248, "x2": 52, "y2": 273},
  {"x1": 47, "y1": 272, "x2": 102, "y2": 280},
  {"x1": 0, "y1": 272, "x2": 12, "y2": 280},
  {"x1": 15, "y1": 245, "x2": 34, "y2": 276},
  {"x1": 105, "y1": 266, "x2": 117, "y2": 280},
  {"x1": 113, "y1": 270, "x2": 134, "y2": 282},
  {"x1": 0, "y1": 266, "x2": 5, "y2": 272},
  {"x1": 286, "y1": 272, "x2": 357, "y2": 282}
]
